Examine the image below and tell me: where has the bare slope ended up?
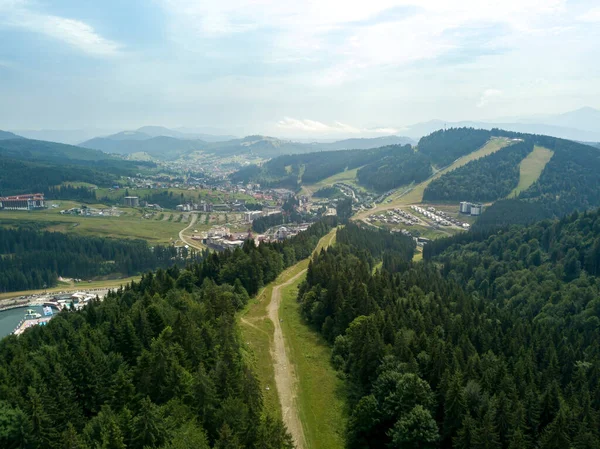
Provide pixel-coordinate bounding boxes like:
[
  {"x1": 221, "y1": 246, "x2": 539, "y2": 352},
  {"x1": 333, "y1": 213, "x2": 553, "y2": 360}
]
[{"x1": 509, "y1": 145, "x2": 554, "y2": 197}]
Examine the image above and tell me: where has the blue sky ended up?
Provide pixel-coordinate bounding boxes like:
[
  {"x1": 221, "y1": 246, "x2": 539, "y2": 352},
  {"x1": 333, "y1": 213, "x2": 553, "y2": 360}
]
[{"x1": 0, "y1": 0, "x2": 599, "y2": 137}]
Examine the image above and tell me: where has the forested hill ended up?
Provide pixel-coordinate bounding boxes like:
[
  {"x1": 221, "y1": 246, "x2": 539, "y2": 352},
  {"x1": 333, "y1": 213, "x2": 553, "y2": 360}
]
[
  {"x1": 475, "y1": 134, "x2": 600, "y2": 228},
  {"x1": 229, "y1": 127, "x2": 500, "y2": 193},
  {"x1": 423, "y1": 140, "x2": 533, "y2": 202},
  {"x1": 0, "y1": 130, "x2": 23, "y2": 140},
  {"x1": 0, "y1": 138, "x2": 153, "y2": 196},
  {"x1": 0, "y1": 218, "x2": 336, "y2": 448},
  {"x1": 356, "y1": 145, "x2": 432, "y2": 192},
  {"x1": 231, "y1": 144, "x2": 414, "y2": 189},
  {"x1": 300, "y1": 217, "x2": 600, "y2": 448},
  {"x1": 0, "y1": 227, "x2": 196, "y2": 292},
  {"x1": 417, "y1": 127, "x2": 492, "y2": 167}
]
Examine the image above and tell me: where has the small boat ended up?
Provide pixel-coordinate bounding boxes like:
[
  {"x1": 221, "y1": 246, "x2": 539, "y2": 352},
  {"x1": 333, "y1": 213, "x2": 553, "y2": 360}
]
[
  {"x1": 24, "y1": 309, "x2": 42, "y2": 320},
  {"x1": 43, "y1": 306, "x2": 53, "y2": 316}
]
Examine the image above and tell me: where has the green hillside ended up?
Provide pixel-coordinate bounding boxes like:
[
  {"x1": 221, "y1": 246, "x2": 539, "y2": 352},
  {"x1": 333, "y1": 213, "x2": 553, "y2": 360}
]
[
  {"x1": 509, "y1": 145, "x2": 554, "y2": 197},
  {"x1": 476, "y1": 134, "x2": 600, "y2": 228},
  {"x1": 231, "y1": 145, "x2": 414, "y2": 190},
  {"x1": 422, "y1": 140, "x2": 533, "y2": 202},
  {"x1": 302, "y1": 216, "x2": 600, "y2": 448},
  {"x1": 0, "y1": 138, "x2": 153, "y2": 196}
]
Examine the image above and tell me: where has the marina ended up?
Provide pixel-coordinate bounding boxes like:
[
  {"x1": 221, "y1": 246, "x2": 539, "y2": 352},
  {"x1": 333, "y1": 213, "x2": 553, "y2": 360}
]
[{"x1": 0, "y1": 289, "x2": 110, "y2": 338}]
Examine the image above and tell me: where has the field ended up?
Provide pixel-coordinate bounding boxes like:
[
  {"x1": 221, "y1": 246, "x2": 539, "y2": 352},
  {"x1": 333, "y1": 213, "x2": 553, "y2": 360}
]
[
  {"x1": 0, "y1": 204, "x2": 184, "y2": 243},
  {"x1": 509, "y1": 145, "x2": 554, "y2": 197}
]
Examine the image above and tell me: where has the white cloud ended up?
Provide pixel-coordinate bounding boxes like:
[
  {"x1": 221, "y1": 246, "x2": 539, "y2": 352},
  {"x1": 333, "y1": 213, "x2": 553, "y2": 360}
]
[
  {"x1": 0, "y1": 0, "x2": 121, "y2": 56},
  {"x1": 477, "y1": 88, "x2": 503, "y2": 107},
  {"x1": 276, "y1": 117, "x2": 398, "y2": 135},
  {"x1": 158, "y1": 0, "x2": 569, "y2": 86},
  {"x1": 277, "y1": 117, "x2": 360, "y2": 133},
  {"x1": 578, "y1": 6, "x2": 600, "y2": 22}
]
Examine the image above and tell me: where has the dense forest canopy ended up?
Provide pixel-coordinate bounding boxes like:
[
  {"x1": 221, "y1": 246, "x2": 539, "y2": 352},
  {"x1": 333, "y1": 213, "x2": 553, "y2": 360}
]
[
  {"x1": 475, "y1": 133, "x2": 600, "y2": 229},
  {"x1": 230, "y1": 145, "x2": 426, "y2": 192},
  {"x1": 417, "y1": 128, "x2": 492, "y2": 167},
  {"x1": 298, "y1": 214, "x2": 600, "y2": 448},
  {"x1": 230, "y1": 128, "x2": 502, "y2": 193},
  {"x1": 0, "y1": 228, "x2": 196, "y2": 292},
  {"x1": 356, "y1": 145, "x2": 432, "y2": 192},
  {"x1": 0, "y1": 218, "x2": 336, "y2": 449},
  {"x1": 423, "y1": 140, "x2": 533, "y2": 202}
]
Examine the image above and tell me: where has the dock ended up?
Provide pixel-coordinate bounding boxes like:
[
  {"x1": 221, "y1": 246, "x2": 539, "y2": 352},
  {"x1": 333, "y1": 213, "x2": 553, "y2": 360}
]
[{"x1": 13, "y1": 317, "x2": 54, "y2": 336}]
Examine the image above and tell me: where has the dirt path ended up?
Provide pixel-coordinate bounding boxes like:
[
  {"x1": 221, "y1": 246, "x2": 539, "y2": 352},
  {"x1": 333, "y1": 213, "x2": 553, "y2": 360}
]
[
  {"x1": 269, "y1": 269, "x2": 309, "y2": 449},
  {"x1": 178, "y1": 213, "x2": 205, "y2": 251}
]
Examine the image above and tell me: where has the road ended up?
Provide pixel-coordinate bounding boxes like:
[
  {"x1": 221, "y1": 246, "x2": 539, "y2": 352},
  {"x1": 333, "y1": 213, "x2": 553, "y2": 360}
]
[
  {"x1": 178, "y1": 213, "x2": 205, "y2": 251},
  {"x1": 268, "y1": 269, "x2": 309, "y2": 449}
]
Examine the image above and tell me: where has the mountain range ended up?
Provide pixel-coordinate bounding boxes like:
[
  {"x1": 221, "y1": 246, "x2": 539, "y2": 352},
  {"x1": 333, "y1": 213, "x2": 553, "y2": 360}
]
[
  {"x1": 79, "y1": 130, "x2": 415, "y2": 160},
  {"x1": 401, "y1": 107, "x2": 600, "y2": 141}
]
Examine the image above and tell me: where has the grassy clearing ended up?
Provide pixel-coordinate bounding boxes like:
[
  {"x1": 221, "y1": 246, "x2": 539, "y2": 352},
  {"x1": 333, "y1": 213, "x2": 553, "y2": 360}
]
[
  {"x1": 279, "y1": 270, "x2": 348, "y2": 449},
  {"x1": 305, "y1": 167, "x2": 369, "y2": 194},
  {"x1": 509, "y1": 146, "x2": 554, "y2": 197},
  {"x1": 239, "y1": 261, "x2": 310, "y2": 418},
  {"x1": 238, "y1": 227, "x2": 340, "y2": 424},
  {"x1": 0, "y1": 209, "x2": 184, "y2": 243}
]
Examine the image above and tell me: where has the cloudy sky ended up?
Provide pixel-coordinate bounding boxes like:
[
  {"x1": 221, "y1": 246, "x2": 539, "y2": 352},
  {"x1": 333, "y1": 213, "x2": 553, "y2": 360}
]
[{"x1": 0, "y1": 0, "x2": 598, "y2": 137}]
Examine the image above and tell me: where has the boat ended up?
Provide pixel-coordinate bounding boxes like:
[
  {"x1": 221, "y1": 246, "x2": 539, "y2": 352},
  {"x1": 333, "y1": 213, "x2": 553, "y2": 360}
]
[
  {"x1": 43, "y1": 306, "x2": 53, "y2": 316},
  {"x1": 24, "y1": 309, "x2": 42, "y2": 320}
]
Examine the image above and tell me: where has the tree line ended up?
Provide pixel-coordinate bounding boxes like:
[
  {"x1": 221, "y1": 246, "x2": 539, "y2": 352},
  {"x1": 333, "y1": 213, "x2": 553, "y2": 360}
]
[
  {"x1": 0, "y1": 228, "x2": 199, "y2": 292},
  {"x1": 0, "y1": 217, "x2": 337, "y2": 448},
  {"x1": 417, "y1": 128, "x2": 492, "y2": 167},
  {"x1": 297, "y1": 215, "x2": 600, "y2": 448}
]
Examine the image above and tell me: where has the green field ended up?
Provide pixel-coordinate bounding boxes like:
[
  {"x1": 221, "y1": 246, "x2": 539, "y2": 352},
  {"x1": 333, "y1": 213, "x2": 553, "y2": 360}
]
[
  {"x1": 0, "y1": 207, "x2": 184, "y2": 243},
  {"x1": 509, "y1": 145, "x2": 554, "y2": 197}
]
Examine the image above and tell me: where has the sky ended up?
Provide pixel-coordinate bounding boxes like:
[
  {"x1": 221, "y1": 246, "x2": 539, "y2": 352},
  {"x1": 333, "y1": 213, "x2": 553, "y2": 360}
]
[{"x1": 0, "y1": 0, "x2": 599, "y2": 138}]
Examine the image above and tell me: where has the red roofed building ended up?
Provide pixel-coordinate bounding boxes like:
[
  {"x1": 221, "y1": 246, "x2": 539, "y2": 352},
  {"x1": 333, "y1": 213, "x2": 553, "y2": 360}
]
[{"x1": 0, "y1": 193, "x2": 46, "y2": 211}]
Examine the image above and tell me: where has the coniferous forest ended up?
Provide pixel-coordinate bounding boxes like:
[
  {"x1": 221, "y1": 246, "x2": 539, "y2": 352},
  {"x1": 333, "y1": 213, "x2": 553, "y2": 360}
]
[
  {"x1": 299, "y1": 216, "x2": 600, "y2": 449},
  {"x1": 0, "y1": 218, "x2": 336, "y2": 449},
  {"x1": 0, "y1": 228, "x2": 198, "y2": 292},
  {"x1": 423, "y1": 141, "x2": 533, "y2": 203}
]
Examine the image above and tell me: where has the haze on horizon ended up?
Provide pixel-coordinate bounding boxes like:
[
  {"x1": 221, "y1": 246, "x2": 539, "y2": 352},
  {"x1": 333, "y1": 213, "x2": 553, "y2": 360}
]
[{"x1": 0, "y1": 0, "x2": 599, "y2": 139}]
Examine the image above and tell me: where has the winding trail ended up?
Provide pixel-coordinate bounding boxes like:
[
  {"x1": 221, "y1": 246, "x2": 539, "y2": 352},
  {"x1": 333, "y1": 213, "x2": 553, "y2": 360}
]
[
  {"x1": 269, "y1": 268, "x2": 309, "y2": 449},
  {"x1": 178, "y1": 213, "x2": 205, "y2": 251}
]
